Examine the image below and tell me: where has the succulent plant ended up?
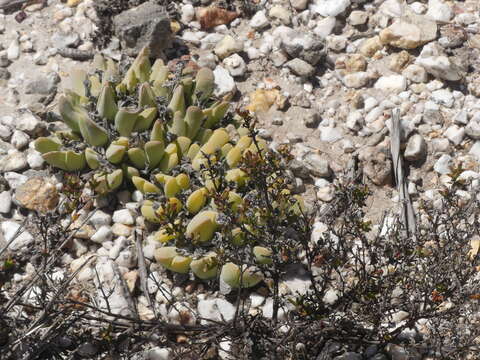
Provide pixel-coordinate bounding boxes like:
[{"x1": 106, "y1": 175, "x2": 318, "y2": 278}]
[
  {"x1": 34, "y1": 46, "x2": 231, "y2": 195},
  {"x1": 137, "y1": 110, "x2": 306, "y2": 289},
  {"x1": 34, "y1": 46, "x2": 305, "y2": 290}
]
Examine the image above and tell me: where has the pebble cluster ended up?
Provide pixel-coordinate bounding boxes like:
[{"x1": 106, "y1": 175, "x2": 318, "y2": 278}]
[{"x1": 2, "y1": 0, "x2": 480, "y2": 358}]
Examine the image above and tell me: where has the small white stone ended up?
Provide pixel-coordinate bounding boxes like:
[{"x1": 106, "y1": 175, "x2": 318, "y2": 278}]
[
  {"x1": 402, "y1": 64, "x2": 428, "y2": 83},
  {"x1": 426, "y1": 0, "x2": 453, "y2": 22},
  {"x1": 431, "y1": 89, "x2": 454, "y2": 108},
  {"x1": 7, "y1": 38, "x2": 20, "y2": 60},
  {"x1": 364, "y1": 97, "x2": 379, "y2": 112},
  {"x1": 214, "y1": 35, "x2": 243, "y2": 59},
  {"x1": 112, "y1": 209, "x2": 134, "y2": 225},
  {"x1": 434, "y1": 154, "x2": 453, "y2": 175},
  {"x1": 444, "y1": 125, "x2": 465, "y2": 145},
  {"x1": 404, "y1": 134, "x2": 427, "y2": 161},
  {"x1": 313, "y1": 16, "x2": 336, "y2": 39},
  {"x1": 91, "y1": 225, "x2": 113, "y2": 244},
  {"x1": 269, "y1": 6, "x2": 291, "y2": 25},
  {"x1": 115, "y1": 248, "x2": 137, "y2": 268},
  {"x1": 348, "y1": 10, "x2": 368, "y2": 25},
  {"x1": 311, "y1": 0, "x2": 351, "y2": 17},
  {"x1": 346, "y1": 111, "x2": 364, "y2": 131},
  {"x1": 319, "y1": 126, "x2": 342, "y2": 142},
  {"x1": 4, "y1": 172, "x2": 28, "y2": 189},
  {"x1": 214, "y1": 66, "x2": 236, "y2": 97},
  {"x1": 181, "y1": 4, "x2": 195, "y2": 23},
  {"x1": 0, "y1": 191, "x2": 12, "y2": 213},
  {"x1": 1, "y1": 221, "x2": 34, "y2": 250},
  {"x1": 0, "y1": 124, "x2": 12, "y2": 141},
  {"x1": 374, "y1": 75, "x2": 407, "y2": 93},
  {"x1": 132, "y1": 190, "x2": 143, "y2": 202},
  {"x1": 10, "y1": 130, "x2": 29, "y2": 149},
  {"x1": 197, "y1": 298, "x2": 236, "y2": 325},
  {"x1": 223, "y1": 53, "x2": 246, "y2": 77},
  {"x1": 89, "y1": 210, "x2": 112, "y2": 229},
  {"x1": 469, "y1": 141, "x2": 480, "y2": 159},
  {"x1": 26, "y1": 150, "x2": 44, "y2": 169},
  {"x1": 146, "y1": 347, "x2": 172, "y2": 360},
  {"x1": 250, "y1": 10, "x2": 269, "y2": 29}
]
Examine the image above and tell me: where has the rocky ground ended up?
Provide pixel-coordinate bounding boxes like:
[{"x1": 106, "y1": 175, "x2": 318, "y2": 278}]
[{"x1": 2, "y1": 0, "x2": 480, "y2": 359}]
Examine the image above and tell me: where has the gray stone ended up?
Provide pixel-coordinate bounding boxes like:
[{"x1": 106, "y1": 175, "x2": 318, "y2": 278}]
[
  {"x1": 469, "y1": 141, "x2": 480, "y2": 159},
  {"x1": 25, "y1": 72, "x2": 60, "y2": 95},
  {"x1": 280, "y1": 29, "x2": 325, "y2": 66},
  {"x1": 14, "y1": 112, "x2": 43, "y2": 136},
  {"x1": 304, "y1": 153, "x2": 331, "y2": 178},
  {"x1": 404, "y1": 134, "x2": 427, "y2": 161},
  {"x1": 52, "y1": 32, "x2": 80, "y2": 49},
  {"x1": 333, "y1": 352, "x2": 362, "y2": 360},
  {"x1": 115, "y1": 248, "x2": 137, "y2": 268},
  {"x1": 113, "y1": 1, "x2": 171, "y2": 58},
  {"x1": 0, "y1": 68, "x2": 10, "y2": 80},
  {"x1": 286, "y1": 58, "x2": 315, "y2": 77},
  {"x1": 89, "y1": 210, "x2": 112, "y2": 229}
]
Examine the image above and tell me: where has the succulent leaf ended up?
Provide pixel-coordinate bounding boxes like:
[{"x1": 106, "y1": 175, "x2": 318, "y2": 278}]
[
  {"x1": 186, "y1": 210, "x2": 218, "y2": 243},
  {"x1": 114, "y1": 108, "x2": 141, "y2": 137},
  {"x1": 194, "y1": 68, "x2": 215, "y2": 103},
  {"x1": 97, "y1": 82, "x2": 118, "y2": 121},
  {"x1": 34, "y1": 137, "x2": 62, "y2": 154}
]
